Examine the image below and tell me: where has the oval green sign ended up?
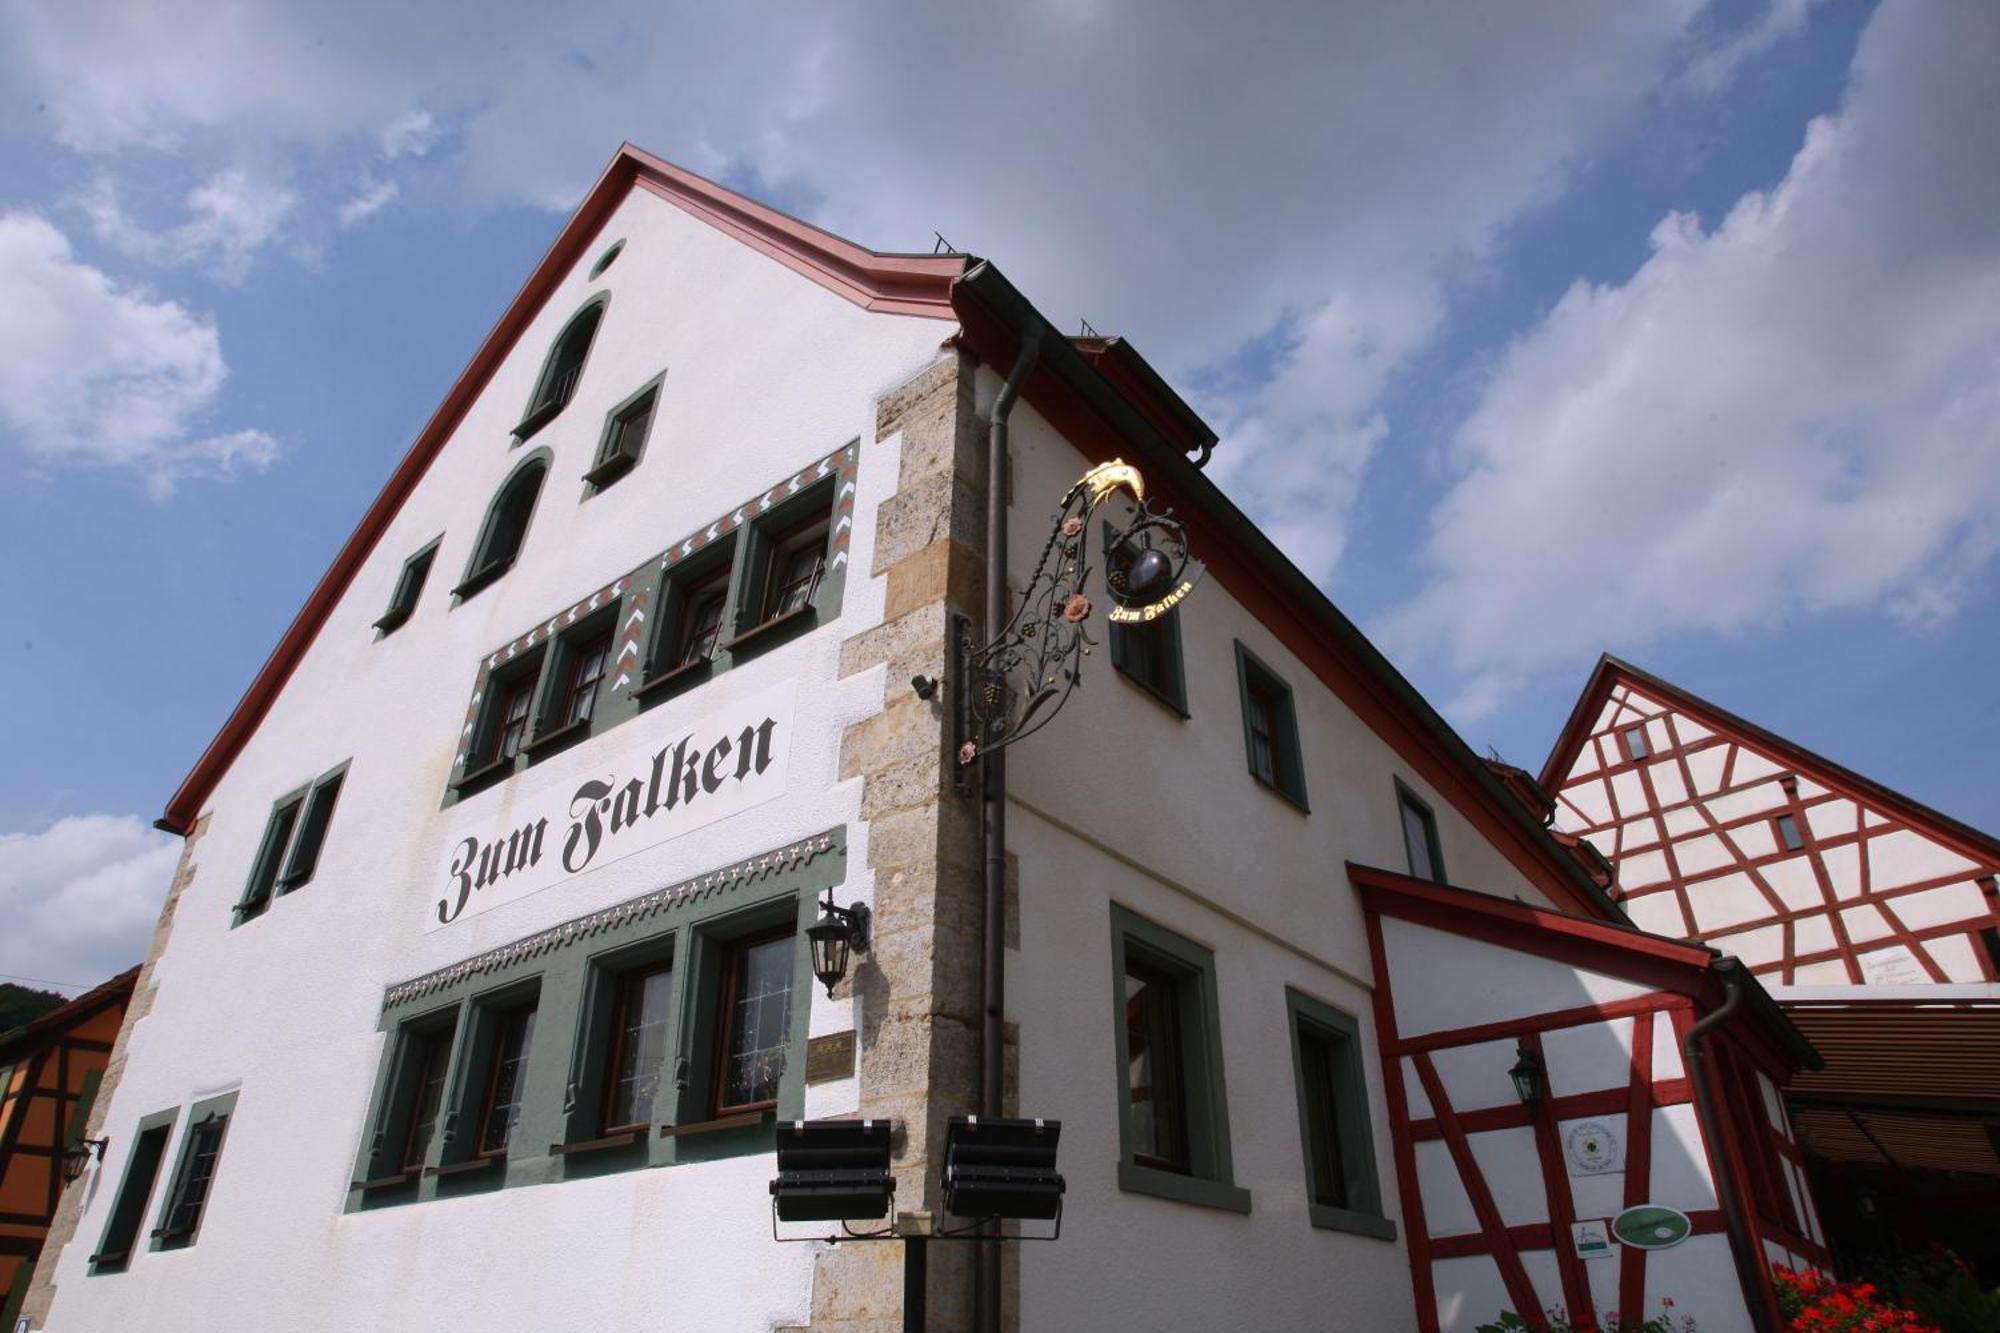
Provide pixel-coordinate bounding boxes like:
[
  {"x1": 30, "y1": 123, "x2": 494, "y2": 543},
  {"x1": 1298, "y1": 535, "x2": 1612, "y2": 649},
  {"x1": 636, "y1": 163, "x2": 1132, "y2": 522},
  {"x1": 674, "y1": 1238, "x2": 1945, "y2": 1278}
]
[{"x1": 1612, "y1": 1205, "x2": 1692, "y2": 1250}]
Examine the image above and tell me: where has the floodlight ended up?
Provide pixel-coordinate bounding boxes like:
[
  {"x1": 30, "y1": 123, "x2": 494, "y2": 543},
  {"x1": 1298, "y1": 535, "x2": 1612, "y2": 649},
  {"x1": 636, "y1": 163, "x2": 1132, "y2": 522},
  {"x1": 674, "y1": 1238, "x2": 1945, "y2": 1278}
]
[
  {"x1": 943, "y1": 1116, "x2": 1064, "y2": 1221},
  {"x1": 770, "y1": 1119, "x2": 895, "y2": 1222}
]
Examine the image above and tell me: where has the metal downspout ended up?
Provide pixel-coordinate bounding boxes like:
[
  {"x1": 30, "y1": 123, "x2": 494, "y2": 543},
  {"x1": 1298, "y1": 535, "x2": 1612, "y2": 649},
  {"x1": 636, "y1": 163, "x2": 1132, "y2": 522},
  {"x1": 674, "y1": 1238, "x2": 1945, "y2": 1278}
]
[
  {"x1": 1682, "y1": 967, "x2": 1774, "y2": 1333},
  {"x1": 977, "y1": 330, "x2": 1040, "y2": 1333}
]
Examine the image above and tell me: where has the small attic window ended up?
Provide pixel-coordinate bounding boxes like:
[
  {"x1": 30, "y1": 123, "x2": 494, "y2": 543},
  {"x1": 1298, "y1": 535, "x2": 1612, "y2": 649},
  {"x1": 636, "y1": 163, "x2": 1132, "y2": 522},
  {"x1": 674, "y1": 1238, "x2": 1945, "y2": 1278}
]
[{"x1": 589, "y1": 239, "x2": 625, "y2": 280}]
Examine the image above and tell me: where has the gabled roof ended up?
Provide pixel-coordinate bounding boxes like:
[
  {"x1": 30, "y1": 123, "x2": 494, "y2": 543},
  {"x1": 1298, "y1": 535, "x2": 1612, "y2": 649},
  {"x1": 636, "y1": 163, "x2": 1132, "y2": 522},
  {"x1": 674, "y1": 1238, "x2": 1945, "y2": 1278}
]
[
  {"x1": 159, "y1": 146, "x2": 967, "y2": 834},
  {"x1": 1539, "y1": 654, "x2": 2000, "y2": 869},
  {"x1": 0, "y1": 966, "x2": 138, "y2": 1062},
  {"x1": 158, "y1": 145, "x2": 1631, "y2": 923}
]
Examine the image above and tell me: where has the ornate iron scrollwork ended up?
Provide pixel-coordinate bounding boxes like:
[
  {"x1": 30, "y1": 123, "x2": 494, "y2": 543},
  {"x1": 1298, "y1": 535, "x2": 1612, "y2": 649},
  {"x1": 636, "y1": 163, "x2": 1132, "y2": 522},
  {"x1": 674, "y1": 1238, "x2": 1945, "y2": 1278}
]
[{"x1": 951, "y1": 460, "x2": 1200, "y2": 769}]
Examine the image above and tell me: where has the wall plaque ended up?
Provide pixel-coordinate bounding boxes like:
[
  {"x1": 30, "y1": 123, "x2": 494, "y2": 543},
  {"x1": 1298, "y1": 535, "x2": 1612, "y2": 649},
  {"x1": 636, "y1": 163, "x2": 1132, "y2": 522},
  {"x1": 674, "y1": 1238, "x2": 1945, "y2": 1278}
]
[
  {"x1": 805, "y1": 1030, "x2": 857, "y2": 1084},
  {"x1": 1565, "y1": 1119, "x2": 1623, "y2": 1175}
]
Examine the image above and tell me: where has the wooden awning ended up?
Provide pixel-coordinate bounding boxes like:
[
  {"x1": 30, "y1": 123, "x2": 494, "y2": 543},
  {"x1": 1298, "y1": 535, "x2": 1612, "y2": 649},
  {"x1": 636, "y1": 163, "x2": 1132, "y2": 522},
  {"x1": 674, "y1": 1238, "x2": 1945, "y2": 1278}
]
[{"x1": 1782, "y1": 998, "x2": 2000, "y2": 1176}]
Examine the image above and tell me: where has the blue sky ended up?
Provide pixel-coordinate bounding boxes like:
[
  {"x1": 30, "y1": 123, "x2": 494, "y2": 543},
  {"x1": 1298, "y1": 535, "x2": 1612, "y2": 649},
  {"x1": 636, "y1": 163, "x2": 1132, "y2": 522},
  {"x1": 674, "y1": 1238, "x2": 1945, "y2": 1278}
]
[{"x1": 2, "y1": 0, "x2": 1995, "y2": 992}]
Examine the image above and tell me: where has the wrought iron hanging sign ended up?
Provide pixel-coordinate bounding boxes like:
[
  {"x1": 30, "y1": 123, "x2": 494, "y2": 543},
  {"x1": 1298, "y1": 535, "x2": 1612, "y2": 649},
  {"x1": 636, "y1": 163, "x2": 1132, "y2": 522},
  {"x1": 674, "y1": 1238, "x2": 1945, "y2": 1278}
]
[{"x1": 947, "y1": 459, "x2": 1203, "y2": 769}]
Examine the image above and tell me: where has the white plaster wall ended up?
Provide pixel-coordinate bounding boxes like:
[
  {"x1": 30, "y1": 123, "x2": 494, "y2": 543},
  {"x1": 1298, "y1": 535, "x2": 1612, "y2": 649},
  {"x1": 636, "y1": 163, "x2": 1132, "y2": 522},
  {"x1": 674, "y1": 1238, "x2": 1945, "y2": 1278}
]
[
  {"x1": 1010, "y1": 812, "x2": 1418, "y2": 1331},
  {"x1": 1383, "y1": 920, "x2": 1650, "y2": 1040},
  {"x1": 44, "y1": 185, "x2": 953, "y2": 1333}
]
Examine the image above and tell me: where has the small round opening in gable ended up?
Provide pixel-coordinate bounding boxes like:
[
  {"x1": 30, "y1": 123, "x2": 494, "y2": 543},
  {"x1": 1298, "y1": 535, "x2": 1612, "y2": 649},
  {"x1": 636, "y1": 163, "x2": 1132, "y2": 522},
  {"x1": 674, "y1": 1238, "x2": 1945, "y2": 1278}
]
[{"x1": 589, "y1": 239, "x2": 626, "y2": 279}]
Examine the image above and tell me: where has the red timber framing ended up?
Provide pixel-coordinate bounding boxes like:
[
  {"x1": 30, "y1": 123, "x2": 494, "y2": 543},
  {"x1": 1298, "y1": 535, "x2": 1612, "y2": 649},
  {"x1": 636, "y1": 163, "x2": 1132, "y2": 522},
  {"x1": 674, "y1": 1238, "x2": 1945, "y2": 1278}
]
[
  {"x1": 1353, "y1": 864, "x2": 1825, "y2": 1332},
  {"x1": 1540, "y1": 656, "x2": 2000, "y2": 987},
  {"x1": 0, "y1": 970, "x2": 137, "y2": 1323}
]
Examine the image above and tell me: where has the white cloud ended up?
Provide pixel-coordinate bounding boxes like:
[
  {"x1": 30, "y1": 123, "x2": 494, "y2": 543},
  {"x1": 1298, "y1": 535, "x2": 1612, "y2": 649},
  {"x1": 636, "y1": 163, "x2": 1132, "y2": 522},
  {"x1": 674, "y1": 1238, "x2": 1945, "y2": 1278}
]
[
  {"x1": 337, "y1": 178, "x2": 400, "y2": 227},
  {"x1": 0, "y1": 213, "x2": 280, "y2": 495},
  {"x1": 1383, "y1": 0, "x2": 2000, "y2": 718},
  {"x1": 0, "y1": 815, "x2": 177, "y2": 994},
  {"x1": 1, "y1": 0, "x2": 1740, "y2": 577},
  {"x1": 380, "y1": 109, "x2": 438, "y2": 160},
  {"x1": 1679, "y1": 0, "x2": 1821, "y2": 94},
  {"x1": 79, "y1": 170, "x2": 300, "y2": 283}
]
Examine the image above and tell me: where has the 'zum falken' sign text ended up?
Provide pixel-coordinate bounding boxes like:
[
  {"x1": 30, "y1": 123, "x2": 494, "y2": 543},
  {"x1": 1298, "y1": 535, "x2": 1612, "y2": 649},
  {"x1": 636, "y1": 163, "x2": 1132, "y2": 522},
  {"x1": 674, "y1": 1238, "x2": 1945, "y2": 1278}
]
[{"x1": 430, "y1": 681, "x2": 795, "y2": 930}]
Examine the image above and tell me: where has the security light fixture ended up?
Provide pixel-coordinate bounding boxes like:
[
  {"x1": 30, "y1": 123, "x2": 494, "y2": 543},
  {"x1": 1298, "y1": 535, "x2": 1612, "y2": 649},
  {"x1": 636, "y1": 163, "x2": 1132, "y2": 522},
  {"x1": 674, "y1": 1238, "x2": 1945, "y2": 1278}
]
[
  {"x1": 61, "y1": 1136, "x2": 108, "y2": 1185},
  {"x1": 1509, "y1": 1045, "x2": 1546, "y2": 1107},
  {"x1": 806, "y1": 889, "x2": 871, "y2": 998},
  {"x1": 770, "y1": 1118, "x2": 895, "y2": 1222},
  {"x1": 943, "y1": 1116, "x2": 1065, "y2": 1224}
]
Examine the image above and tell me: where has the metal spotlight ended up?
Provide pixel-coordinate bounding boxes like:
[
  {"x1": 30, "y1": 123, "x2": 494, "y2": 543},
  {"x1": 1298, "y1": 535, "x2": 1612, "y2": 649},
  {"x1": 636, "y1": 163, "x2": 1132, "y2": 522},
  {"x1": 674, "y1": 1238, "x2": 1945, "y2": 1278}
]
[
  {"x1": 61, "y1": 1136, "x2": 109, "y2": 1185},
  {"x1": 806, "y1": 888, "x2": 871, "y2": 998},
  {"x1": 1509, "y1": 1045, "x2": 1546, "y2": 1107}
]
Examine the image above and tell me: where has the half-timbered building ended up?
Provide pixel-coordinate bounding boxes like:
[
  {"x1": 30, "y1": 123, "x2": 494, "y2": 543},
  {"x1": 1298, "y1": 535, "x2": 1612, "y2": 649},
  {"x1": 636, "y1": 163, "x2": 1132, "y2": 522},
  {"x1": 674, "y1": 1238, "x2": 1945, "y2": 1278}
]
[
  {"x1": 0, "y1": 970, "x2": 135, "y2": 1328},
  {"x1": 1543, "y1": 656, "x2": 2000, "y2": 1281},
  {"x1": 21, "y1": 149, "x2": 1821, "y2": 1333}
]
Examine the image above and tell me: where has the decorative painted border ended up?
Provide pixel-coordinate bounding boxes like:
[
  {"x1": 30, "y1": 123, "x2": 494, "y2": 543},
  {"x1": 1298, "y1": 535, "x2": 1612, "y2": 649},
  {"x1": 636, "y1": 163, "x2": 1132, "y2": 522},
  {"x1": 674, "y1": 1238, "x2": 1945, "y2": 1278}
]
[
  {"x1": 381, "y1": 828, "x2": 840, "y2": 1010},
  {"x1": 450, "y1": 441, "x2": 860, "y2": 779}
]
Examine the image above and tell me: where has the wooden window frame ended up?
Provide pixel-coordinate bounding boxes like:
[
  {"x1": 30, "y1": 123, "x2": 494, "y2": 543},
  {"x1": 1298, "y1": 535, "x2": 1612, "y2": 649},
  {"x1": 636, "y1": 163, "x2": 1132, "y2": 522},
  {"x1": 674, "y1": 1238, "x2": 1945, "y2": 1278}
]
[
  {"x1": 1622, "y1": 725, "x2": 1652, "y2": 762},
  {"x1": 514, "y1": 296, "x2": 608, "y2": 442},
  {"x1": 635, "y1": 538, "x2": 737, "y2": 702},
  {"x1": 474, "y1": 1003, "x2": 539, "y2": 1160},
  {"x1": 234, "y1": 761, "x2": 348, "y2": 923},
  {"x1": 90, "y1": 1108, "x2": 177, "y2": 1273},
  {"x1": 1395, "y1": 779, "x2": 1446, "y2": 885},
  {"x1": 708, "y1": 927, "x2": 796, "y2": 1119},
  {"x1": 1233, "y1": 642, "x2": 1308, "y2": 811},
  {"x1": 583, "y1": 373, "x2": 663, "y2": 490},
  {"x1": 374, "y1": 537, "x2": 441, "y2": 635},
  {"x1": 151, "y1": 1091, "x2": 236, "y2": 1251},
  {"x1": 525, "y1": 614, "x2": 616, "y2": 756},
  {"x1": 601, "y1": 959, "x2": 678, "y2": 1136},
  {"x1": 723, "y1": 482, "x2": 836, "y2": 658},
  {"x1": 1107, "y1": 904, "x2": 1250, "y2": 1214},
  {"x1": 1285, "y1": 989, "x2": 1395, "y2": 1240},
  {"x1": 399, "y1": 1026, "x2": 455, "y2": 1174},
  {"x1": 454, "y1": 454, "x2": 549, "y2": 600}
]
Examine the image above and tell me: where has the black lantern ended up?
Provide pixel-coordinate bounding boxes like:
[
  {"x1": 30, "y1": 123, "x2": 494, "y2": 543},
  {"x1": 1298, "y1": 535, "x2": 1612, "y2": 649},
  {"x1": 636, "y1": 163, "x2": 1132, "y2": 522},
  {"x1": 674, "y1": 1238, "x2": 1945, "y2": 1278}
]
[
  {"x1": 1509, "y1": 1045, "x2": 1546, "y2": 1106},
  {"x1": 806, "y1": 889, "x2": 871, "y2": 998},
  {"x1": 61, "y1": 1137, "x2": 108, "y2": 1185}
]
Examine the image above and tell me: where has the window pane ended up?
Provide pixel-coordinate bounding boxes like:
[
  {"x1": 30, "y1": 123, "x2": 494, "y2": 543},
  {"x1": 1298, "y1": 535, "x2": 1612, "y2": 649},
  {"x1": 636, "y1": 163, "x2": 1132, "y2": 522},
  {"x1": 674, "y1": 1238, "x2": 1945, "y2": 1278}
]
[
  {"x1": 607, "y1": 965, "x2": 675, "y2": 1129},
  {"x1": 719, "y1": 936, "x2": 794, "y2": 1111},
  {"x1": 402, "y1": 1030, "x2": 452, "y2": 1171},
  {"x1": 1247, "y1": 692, "x2": 1277, "y2": 785},
  {"x1": 1124, "y1": 958, "x2": 1189, "y2": 1173},
  {"x1": 563, "y1": 633, "x2": 612, "y2": 727},
  {"x1": 280, "y1": 773, "x2": 343, "y2": 887},
  {"x1": 478, "y1": 1007, "x2": 537, "y2": 1155},
  {"x1": 166, "y1": 1118, "x2": 225, "y2": 1238},
  {"x1": 1624, "y1": 726, "x2": 1650, "y2": 760},
  {"x1": 1401, "y1": 797, "x2": 1437, "y2": 883},
  {"x1": 1776, "y1": 813, "x2": 1803, "y2": 851},
  {"x1": 1299, "y1": 1027, "x2": 1349, "y2": 1208},
  {"x1": 241, "y1": 800, "x2": 301, "y2": 916},
  {"x1": 606, "y1": 392, "x2": 654, "y2": 462},
  {"x1": 678, "y1": 584, "x2": 727, "y2": 666},
  {"x1": 760, "y1": 512, "x2": 830, "y2": 623}
]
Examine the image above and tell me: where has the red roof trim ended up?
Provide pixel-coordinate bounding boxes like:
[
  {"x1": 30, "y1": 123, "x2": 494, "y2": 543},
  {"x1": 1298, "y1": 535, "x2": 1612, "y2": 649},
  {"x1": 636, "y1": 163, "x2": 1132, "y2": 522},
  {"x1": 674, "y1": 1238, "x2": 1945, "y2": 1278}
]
[
  {"x1": 159, "y1": 146, "x2": 965, "y2": 834},
  {"x1": 952, "y1": 289, "x2": 1609, "y2": 918},
  {"x1": 0, "y1": 966, "x2": 139, "y2": 1061},
  {"x1": 1350, "y1": 861, "x2": 1716, "y2": 979},
  {"x1": 1539, "y1": 655, "x2": 2000, "y2": 868}
]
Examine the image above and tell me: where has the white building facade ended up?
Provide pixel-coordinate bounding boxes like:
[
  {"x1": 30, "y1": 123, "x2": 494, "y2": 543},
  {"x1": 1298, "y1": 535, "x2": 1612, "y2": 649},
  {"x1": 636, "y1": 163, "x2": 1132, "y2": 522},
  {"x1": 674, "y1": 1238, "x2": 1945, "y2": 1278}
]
[{"x1": 24, "y1": 148, "x2": 1816, "y2": 1333}]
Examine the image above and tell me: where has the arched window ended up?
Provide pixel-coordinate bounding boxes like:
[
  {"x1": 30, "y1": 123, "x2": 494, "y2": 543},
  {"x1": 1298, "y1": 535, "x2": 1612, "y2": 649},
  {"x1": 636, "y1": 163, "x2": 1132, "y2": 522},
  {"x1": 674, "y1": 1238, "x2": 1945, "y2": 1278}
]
[
  {"x1": 455, "y1": 454, "x2": 548, "y2": 599},
  {"x1": 515, "y1": 296, "x2": 607, "y2": 440}
]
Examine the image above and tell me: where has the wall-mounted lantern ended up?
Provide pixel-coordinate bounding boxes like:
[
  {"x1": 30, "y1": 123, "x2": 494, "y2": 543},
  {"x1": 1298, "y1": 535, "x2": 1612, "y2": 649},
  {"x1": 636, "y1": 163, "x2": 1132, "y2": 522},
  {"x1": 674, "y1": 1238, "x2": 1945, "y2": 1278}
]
[
  {"x1": 61, "y1": 1136, "x2": 108, "y2": 1185},
  {"x1": 1509, "y1": 1045, "x2": 1547, "y2": 1107},
  {"x1": 806, "y1": 889, "x2": 872, "y2": 998}
]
